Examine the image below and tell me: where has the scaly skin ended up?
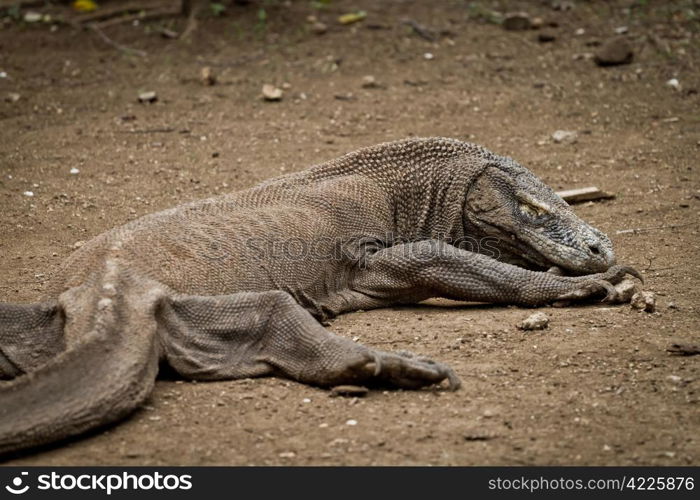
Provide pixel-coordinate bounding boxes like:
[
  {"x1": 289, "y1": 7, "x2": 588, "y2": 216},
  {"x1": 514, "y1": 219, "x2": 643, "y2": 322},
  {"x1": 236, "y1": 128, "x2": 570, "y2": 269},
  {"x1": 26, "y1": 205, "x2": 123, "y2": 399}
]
[{"x1": 0, "y1": 137, "x2": 638, "y2": 455}]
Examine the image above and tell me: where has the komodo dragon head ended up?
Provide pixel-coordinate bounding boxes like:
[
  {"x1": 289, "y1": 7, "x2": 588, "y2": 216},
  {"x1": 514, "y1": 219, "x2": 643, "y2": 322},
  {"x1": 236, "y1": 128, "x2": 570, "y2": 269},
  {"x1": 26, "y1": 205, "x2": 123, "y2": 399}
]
[{"x1": 463, "y1": 158, "x2": 615, "y2": 275}]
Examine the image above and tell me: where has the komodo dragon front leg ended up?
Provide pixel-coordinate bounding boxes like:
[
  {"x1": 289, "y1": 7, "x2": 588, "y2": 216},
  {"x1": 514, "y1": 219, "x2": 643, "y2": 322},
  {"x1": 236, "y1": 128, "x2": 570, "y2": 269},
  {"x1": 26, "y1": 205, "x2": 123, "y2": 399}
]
[{"x1": 352, "y1": 240, "x2": 639, "y2": 306}]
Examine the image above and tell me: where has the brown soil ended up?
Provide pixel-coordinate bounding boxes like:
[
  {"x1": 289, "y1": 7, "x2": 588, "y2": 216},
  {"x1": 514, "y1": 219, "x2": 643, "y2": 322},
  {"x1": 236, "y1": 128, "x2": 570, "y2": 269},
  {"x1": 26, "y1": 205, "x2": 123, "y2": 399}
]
[{"x1": 0, "y1": 0, "x2": 698, "y2": 466}]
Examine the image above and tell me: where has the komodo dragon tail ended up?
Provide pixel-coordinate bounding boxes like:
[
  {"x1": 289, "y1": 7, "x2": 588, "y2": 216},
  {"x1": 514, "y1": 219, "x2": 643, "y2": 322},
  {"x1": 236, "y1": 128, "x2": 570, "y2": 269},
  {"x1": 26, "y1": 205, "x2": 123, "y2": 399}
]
[{"x1": 0, "y1": 260, "x2": 160, "y2": 456}]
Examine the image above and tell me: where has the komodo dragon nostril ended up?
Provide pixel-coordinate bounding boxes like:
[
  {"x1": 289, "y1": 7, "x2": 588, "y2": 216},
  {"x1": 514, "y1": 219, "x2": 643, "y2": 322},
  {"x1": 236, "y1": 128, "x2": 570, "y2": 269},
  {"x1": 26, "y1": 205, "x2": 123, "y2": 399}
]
[{"x1": 588, "y1": 242, "x2": 601, "y2": 255}]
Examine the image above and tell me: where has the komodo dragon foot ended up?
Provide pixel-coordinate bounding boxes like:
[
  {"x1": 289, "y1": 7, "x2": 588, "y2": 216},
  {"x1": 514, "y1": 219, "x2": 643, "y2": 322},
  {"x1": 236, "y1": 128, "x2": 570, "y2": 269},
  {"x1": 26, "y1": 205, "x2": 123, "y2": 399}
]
[
  {"x1": 552, "y1": 265, "x2": 642, "y2": 303},
  {"x1": 360, "y1": 350, "x2": 461, "y2": 390}
]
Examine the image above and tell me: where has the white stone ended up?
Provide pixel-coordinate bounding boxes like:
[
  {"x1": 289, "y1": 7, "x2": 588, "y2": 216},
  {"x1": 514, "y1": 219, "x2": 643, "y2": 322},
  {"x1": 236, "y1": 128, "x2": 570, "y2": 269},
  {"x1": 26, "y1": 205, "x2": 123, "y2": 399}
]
[
  {"x1": 551, "y1": 130, "x2": 578, "y2": 144},
  {"x1": 518, "y1": 312, "x2": 550, "y2": 331}
]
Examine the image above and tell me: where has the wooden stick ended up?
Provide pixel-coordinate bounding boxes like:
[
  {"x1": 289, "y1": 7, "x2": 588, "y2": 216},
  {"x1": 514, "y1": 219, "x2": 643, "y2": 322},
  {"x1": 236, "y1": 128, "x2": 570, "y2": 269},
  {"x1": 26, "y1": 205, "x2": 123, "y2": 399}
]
[
  {"x1": 556, "y1": 186, "x2": 614, "y2": 203},
  {"x1": 89, "y1": 25, "x2": 147, "y2": 57},
  {"x1": 616, "y1": 222, "x2": 698, "y2": 235},
  {"x1": 92, "y1": 7, "x2": 181, "y2": 29},
  {"x1": 667, "y1": 342, "x2": 700, "y2": 356},
  {"x1": 179, "y1": 0, "x2": 203, "y2": 40},
  {"x1": 118, "y1": 128, "x2": 177, "y2": 134},
  {"x1": 73, "y1": 0, "x2": 172, "y2": 24},
  {"x1": 401, "y1": 18, "x2": 437, "y2": 42},
  {"x1": 0, "y1": 0, "x2": 44, "y2": 8}
]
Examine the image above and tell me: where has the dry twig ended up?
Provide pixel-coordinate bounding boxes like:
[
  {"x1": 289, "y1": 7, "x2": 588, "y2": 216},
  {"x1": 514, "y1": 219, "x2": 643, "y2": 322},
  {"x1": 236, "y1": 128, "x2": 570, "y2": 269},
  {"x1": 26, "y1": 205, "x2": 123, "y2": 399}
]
[
  {"x1": 667, "y1": 343, "x2": 700, "y2": 356},
  {"x1": 616, "y1": 222, "x2": 699, "y2": 235},
  {"x1": 89, "y1": 24, "x2": 147, "y2": 57},
  {"x1": 556, "y1": 186, "x2": 614, "y2": 203}
]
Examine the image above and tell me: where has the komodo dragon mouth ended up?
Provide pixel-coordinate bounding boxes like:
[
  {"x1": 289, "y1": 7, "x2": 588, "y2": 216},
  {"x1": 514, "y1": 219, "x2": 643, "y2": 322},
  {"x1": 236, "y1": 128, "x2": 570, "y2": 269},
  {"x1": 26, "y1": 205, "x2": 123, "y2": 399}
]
[
  {"x1": 0, "y1": 137, "x2": 640, "y2": 456},
  {"x1": 464, "y1": 219, "x2": 603, "y2": 276}
]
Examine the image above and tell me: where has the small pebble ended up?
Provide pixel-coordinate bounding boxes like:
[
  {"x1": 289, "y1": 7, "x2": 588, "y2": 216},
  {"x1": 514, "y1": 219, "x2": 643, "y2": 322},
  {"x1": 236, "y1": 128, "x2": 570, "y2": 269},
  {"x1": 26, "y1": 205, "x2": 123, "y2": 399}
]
[
  {"x1": 24, "y1": 11, "x2": 42, "y2": 23},
  {"x1": 262, "y1": 84, "x2": 283, "y2": 101},
  {"x1": 345, "y1": 419, "x2": 358, "y2": 426},
  {"x1": 611, "y1": 279, "x2": 639, "y2": 304},
  {"x1": 200, "y1": 66, "x2": 216, "y2": 86},
  {"x1": 361, "y1": 75, "x2": 379, "y2": 89},
  {"x1": 631, "y1": 291, "x2": 656, "y2": 313},
  {"x1": 423, "y1": 52, "x2": 434, "y2": 60},
  {"x1": 138, "y1": 91, "x2": 158, "y2": 103},
  {"x1": 311, "y1": 22, "x2": 328, "y2": 35},
  {"x1": 552, "y1": 1, "x2": 575, "y2": 11},
  {"x1": 666, "y1": 78, "x2": 680, "y2": 91},
  {"x1": 551, "y1": 130, "x2": 578, "y2": 144},
  {"x1": 518, "y1": 312, "x2": 549, "y2": 331},
  {"x1": 594, "y1": 38, "x2": 633, "y2": 66},
  {"x1": 503, "y1": 12, "x2": 531, "y2": 31},
  {"x1": 330, "y1": 385, "x2": 369, "y2": 397},
  {"x1": 23, "y1": 191, "x2": 34, "y2": 197},
  {"x1": 70, "y1": 167, "x2": 80, "y2": 175}
]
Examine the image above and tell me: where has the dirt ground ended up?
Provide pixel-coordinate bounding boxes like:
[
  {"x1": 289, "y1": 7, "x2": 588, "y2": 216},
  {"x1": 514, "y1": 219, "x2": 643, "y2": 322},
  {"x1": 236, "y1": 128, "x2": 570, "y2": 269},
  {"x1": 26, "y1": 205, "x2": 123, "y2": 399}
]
[{"x1": 0, "y1": 0, "x2": 698, "y2": 466}]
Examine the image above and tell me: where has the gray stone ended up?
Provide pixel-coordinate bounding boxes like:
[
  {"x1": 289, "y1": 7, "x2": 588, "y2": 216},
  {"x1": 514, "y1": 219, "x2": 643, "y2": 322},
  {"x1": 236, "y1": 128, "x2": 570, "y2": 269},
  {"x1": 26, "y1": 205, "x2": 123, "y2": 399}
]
[
  {"x1": 503, "y1": 12, "x2": 531, "y2": 31},
  {"x1": 594, "y1": 38, "x2": 633, "y2": 66},
  {"x1": 311, "y1": 22, "x2": 328, "y2": 35}
]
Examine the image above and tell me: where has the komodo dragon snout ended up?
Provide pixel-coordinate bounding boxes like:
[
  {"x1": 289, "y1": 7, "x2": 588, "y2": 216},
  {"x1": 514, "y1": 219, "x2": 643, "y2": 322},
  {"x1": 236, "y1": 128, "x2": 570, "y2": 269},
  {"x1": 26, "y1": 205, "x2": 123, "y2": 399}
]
[
  {"x1": 464, "y1": 163, "x2": 616, "y2": 274},
  {"x1": 0, "y1": 137, "x2": 640, "y2": 457}
]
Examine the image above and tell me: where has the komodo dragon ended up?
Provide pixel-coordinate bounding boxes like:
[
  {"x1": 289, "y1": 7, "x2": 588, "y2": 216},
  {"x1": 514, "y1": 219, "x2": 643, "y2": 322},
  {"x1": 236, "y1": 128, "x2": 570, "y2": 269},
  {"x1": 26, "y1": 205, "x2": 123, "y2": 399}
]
[{"x1": 0, "y1": 137, "x2": 639, "y2": 455}]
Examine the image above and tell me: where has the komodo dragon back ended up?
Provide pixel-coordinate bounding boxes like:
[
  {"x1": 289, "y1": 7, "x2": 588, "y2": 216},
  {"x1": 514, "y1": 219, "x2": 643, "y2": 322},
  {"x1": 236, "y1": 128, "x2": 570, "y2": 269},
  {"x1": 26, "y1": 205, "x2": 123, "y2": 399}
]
[{"x1": 0, "y1": 137, "x2": 639, "y2": 456}]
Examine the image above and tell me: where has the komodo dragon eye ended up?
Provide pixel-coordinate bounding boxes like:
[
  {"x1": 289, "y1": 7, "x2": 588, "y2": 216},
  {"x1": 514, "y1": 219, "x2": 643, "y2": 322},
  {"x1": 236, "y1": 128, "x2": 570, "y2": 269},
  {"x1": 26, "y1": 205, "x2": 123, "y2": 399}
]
[{"x1": 519, "y1": 201, "x2": 548, "y2": 219}]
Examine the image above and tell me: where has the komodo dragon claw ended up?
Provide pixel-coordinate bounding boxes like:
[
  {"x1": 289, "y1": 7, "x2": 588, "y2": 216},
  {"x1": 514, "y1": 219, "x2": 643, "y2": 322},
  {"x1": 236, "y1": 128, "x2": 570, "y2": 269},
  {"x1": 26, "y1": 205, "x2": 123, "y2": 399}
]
[
  {"x1": 362, "y1": 350, "x2": 461, "y2": 391},
  {"x1": 617, "y1": 265, "x2": 644, "y2": 284},
  {"x1": 554, "y1": 265, "x2": 643, "y2": 303}
]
